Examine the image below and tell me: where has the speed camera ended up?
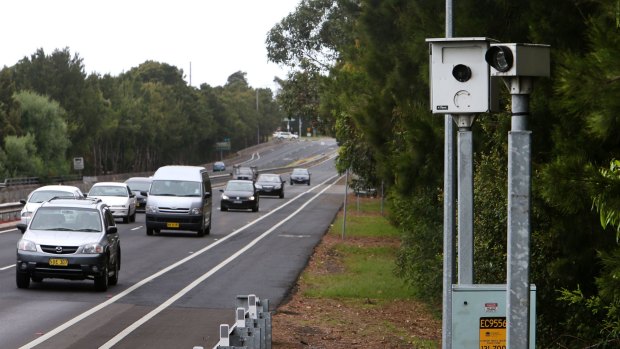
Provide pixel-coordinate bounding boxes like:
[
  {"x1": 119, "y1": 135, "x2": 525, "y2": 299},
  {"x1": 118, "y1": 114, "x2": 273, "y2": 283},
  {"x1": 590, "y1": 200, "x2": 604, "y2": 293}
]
[
  {"x1": 427, "y1": 37, "x2": 499, "y2": 114},
  {"x1": 485, "y1": 43, "x2": 550, "y2": 77}
]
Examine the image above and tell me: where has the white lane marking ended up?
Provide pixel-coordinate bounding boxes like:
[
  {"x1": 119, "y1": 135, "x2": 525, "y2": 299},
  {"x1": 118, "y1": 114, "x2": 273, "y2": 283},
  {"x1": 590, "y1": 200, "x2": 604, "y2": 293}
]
[
  {"x1": 131, "y1": 226, "x2": 142, "y2": 231},
  {"x1": 19, "y1": 172, "x2": 339, "y2": 349},
  {"x1": 0, "y1": 264, "x2": 14, "y2": 271},
  {"x1": 99, "y1": 174, "x2": 339, "y2": 348},
  {"x1": 0, "y1": 227, "x2": 17, "y2": 234}
]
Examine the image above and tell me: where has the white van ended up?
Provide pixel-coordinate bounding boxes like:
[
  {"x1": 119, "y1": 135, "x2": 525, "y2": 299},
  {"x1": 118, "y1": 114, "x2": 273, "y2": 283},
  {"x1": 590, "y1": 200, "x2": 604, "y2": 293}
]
[{"x1": 144, "y1": 166, "x2": 212, "y2": 237}]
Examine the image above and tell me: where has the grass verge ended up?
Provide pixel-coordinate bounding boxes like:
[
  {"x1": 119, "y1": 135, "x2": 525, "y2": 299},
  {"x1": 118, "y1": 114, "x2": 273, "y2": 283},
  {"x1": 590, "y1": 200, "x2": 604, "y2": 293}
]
[{"x1": 272, "y1": 196, "x2": 441, "y2": 348}]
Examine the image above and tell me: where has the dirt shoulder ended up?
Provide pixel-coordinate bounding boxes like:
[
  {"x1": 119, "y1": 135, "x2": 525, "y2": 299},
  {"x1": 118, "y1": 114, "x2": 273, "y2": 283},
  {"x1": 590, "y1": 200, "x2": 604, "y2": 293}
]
[{"x1": 271, "y1": 213, "x2": 442, "y2": 348}]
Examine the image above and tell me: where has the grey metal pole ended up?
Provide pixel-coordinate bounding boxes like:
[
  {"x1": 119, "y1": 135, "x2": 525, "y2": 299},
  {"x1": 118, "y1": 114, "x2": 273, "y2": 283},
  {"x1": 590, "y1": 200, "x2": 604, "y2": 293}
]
[
  {"x1": 342, "y1": 169, "x2": 349, "y2": 240},
  {"x1": 442, "y1": 1, "x2": 455, "y2": 348},
  {"x1": 256, "y1": 90, "x2": 260, "y2": 144},
  {"x1": 455, "y1": 115, "x2": 475, "y2": 285},
  {"x1": 507, "y1": 79, "x2": 532, "y2": 349}
]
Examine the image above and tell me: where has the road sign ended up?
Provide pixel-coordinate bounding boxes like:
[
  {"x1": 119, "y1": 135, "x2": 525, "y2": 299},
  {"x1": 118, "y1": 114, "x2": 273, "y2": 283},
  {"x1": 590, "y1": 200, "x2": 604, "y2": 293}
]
[{"x1": 73, "y1": 157, "x2": 84, "y2": 170}]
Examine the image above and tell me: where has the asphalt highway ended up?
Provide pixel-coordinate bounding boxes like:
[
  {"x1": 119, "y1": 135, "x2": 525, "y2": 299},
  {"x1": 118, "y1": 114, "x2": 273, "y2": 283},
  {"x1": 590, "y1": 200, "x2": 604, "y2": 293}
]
[{"x1": 0, "y1": 138, "x2": 342, "y2": 349}]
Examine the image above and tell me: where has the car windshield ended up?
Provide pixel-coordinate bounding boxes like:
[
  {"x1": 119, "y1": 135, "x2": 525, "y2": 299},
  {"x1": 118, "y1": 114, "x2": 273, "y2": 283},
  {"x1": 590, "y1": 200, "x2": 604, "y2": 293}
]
[
  {"x1": 30, "y1": 207, "x2": 102, "y2": 232},
  {"x1": 29, "y1": 190, "x2": 75, "y2": 203},
  {"x1": 238, "y1": 168, "x2": 253, "y2": 175},
  {"x1": 150, "y1": 180, "x2": 201, "y2": 197},
  {"x1": 292, "y1": 169, "x2": 308, "y2": 175},
  {"x1": 126, "y1": 181, "x2": 151, "y2": 192},
  {"x1": 258, "y1": 175, "x2": 280, "y2": 183},
  {"x1": 89, "y1": 185, "x2": 128, "y2": 197},
  {"x1": 226, "y1": 182, "x2": 254, "y2": 192}
]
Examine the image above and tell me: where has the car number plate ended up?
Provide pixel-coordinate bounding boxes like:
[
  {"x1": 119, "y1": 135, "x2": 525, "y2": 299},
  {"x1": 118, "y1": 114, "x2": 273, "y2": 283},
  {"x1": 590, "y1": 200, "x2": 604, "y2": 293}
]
[
  {"x1": 166, "y1": 222, "x2": 180, "y2": 228},
  {"x1": 49, "y1": 258, "x2": 68, "y2": 266},
  {"x1": 233, "y1": 200, "x2": 242, "y2": 204}
]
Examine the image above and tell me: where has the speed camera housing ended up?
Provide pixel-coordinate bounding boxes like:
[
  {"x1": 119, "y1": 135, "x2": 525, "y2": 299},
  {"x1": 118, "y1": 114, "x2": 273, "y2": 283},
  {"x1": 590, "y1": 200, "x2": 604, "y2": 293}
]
[
  {"x1": 485, "y1": 43, "x2": 550, "y2": 77},
  {"x1": 427, "y1": 37, "x2": 499, "y2": 114}
]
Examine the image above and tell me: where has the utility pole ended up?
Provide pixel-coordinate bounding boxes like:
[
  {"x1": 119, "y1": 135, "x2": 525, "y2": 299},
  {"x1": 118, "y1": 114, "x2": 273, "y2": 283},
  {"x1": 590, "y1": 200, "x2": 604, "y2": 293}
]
[{"x1": 256, "y1": 89, "x2": 260, "y2": 145}]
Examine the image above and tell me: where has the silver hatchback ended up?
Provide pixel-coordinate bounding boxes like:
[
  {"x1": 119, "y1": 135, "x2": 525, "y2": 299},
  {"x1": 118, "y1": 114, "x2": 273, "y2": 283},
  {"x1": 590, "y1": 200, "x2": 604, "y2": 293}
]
[{"x1": 16, "y1": 197, "x2": 120, "y2": 291}]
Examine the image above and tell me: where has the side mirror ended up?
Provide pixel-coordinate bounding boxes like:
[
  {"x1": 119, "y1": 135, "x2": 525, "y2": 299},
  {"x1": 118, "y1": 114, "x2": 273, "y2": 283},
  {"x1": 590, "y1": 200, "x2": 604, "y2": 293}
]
[
  {"x1": 83, "y1": 193, "x2": 88, "y2": 198},
  {"x1": 19, "y1": 199, "x2": 26, "y2": 205},
  {"x1": 140, "y1": 191, "x2": 149, "y2": 197},
  {"x1": 204, "y1": 192, "x2": 211, "y2": 198},
  {"x1": 107, "y1": 226, "x2": 118, "y2": 235},
  {"x1": 219, "y1": 189, "x2": 224, "y2": 192},
  {"x1": 16, "y1": 223, "x2": 27, "y2": 234}
]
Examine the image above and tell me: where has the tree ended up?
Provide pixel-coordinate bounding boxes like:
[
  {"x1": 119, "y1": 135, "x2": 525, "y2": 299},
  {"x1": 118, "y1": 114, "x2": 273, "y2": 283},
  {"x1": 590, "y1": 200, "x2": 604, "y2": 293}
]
[
  {"x1": 3, "y1": 134, "x2": 43, "y2": 177},
  {"x1": 13, "y1": 91, "x2": 71, "y2": 177}
]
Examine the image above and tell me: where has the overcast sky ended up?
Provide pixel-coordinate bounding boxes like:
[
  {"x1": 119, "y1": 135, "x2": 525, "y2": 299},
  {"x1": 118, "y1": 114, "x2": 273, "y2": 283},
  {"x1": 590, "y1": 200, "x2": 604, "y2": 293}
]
[{"x1": 1, "y1": 0, "x2": 301, "y2": 91}]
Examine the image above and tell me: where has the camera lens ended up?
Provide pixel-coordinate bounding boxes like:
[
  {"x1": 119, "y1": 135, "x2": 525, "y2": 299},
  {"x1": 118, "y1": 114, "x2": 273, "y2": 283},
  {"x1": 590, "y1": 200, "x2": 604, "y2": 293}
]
[
  {"x1": 452, "y1": 64, "x2": 472, "y2": 82},
  {"x1": 485, "y1": 46, "x2": 514, "y2": 72}
]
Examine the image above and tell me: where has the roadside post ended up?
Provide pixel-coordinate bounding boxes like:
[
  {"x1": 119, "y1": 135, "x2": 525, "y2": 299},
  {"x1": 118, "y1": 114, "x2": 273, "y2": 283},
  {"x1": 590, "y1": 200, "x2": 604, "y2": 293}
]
[
  {"x1": 427, "y1": 37, "x2": 498, "y2": 347},
  {"x1": 426, "y1": 36, "x2": 550, "y2": 348},
  {"x1": 485, "y1": 43, "x2": 550, "y2": 349}
]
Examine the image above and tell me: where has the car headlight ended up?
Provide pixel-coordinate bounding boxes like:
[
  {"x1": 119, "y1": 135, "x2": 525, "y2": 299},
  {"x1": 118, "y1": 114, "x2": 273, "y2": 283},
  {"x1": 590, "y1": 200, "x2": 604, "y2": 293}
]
[
  {"x1": 82, "y1": 243, "x2": 104, "y2": 254},
  {"x1": 21, "y1": 211, "x2": 33, "y2": 218},
  {"x1": 190, "y1": 207, "x2": 202, "y2": 215},
  {"x1": 145, "y1": 205, "x2": 158, "y2": 214},
  {"x1": 250, "y1": 196, "x2": 255, "y2": 201},
  {"x1": 17, "y1": 239, "x2": 37, "y2": 252},
  {"x1": 222, "y1": 194, "x2": 229, "y2": 200},
  {"x1": 274, "y1": 185, "x2": 281, "y2": 189},
  {"x1": 254, "y1": 184, "x2": 262, "y2": 189}
]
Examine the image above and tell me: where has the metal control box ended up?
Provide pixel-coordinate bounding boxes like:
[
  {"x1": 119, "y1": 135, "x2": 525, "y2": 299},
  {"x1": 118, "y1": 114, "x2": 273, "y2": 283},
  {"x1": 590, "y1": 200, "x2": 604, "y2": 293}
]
[
  {"x1": 452, "y1": 284, "x2": 536, "y2": 348},
  {"x1": 427, "y1": 37, "x2": 499, "y2": 114}
]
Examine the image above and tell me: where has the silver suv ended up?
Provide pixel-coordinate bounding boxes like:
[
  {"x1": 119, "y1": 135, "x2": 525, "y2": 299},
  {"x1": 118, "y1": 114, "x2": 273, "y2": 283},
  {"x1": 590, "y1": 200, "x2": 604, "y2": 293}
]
[{"x1": 16, "y1": 197, "x2": 120, "y2": 291}]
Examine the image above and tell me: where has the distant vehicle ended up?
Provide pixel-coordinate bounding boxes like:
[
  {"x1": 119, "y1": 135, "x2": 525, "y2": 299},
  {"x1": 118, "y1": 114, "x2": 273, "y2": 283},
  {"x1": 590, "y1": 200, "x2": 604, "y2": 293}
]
[
  {"x1": 124, "y1": 177, "x2": 152, "y2": 211},
  {"x1": 275, "y1": 131, "x2": 298, "y2": 140},
  {"x1": 220, "y1": 180, "x2": 259, "y2": 212},
  {"x1": 232, "y1": 165, "x2": 258, "y2": 181},
  {"x1": 88, "y1": 182, "x2": 137, "y2": 223},
  {"x1": 19, "y1": 185, "x2": 86, "y2": 226},
  {"x1": 15, "y1": 197, "x2": 120, "y2": 291},
  {"x1": 290, "y1": 168, "x2": 311, "y2": 185},
  {"x1": 213, "y1": 161, "x2": 226, "y2": 172},
  {"x1": 144, "y1": 165, "x2": 212, "y2": 237},
  {"x1": 254, "y1": 173, "x2": 285, "y2": 198}
]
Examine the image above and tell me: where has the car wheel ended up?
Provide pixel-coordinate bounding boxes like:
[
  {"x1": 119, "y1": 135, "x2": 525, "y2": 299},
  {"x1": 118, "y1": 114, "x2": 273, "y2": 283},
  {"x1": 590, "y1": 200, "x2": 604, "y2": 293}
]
[
  {"x1": 307, "y1": 181, "x2": 311, "y2": 186},
  {"x1": 16, "y1": 271, "x2": 30, "y2": 289},
  {"x1": 252, "y1": 205, "x2": 259, "y2": 212},
  {"x1": 109, "y1": 256, "x2": 119, "y2": 286},
  {"x1": 290, "y1": 181, "x2": 293, "y2": 185},
  {"x1": 221, "y1": 206, "x2": 228, "y2": 212},
  {"x1": 197, "y1": 221, "x2": 205, "y2": 237},
  {"x1": 146, "y1": 227, "x2": 154, "y2": 236},
  {"x1": 130, "y1": 211, "x2": 136, "y2": 222},
  {"x1": 94, "y1": 262, "x2": 109, "y2": 292},
  {"x1": 279, "y1": 191, "x2": 284, "y2": 199},
  {"x1": 122, "y1": 215, "x2": 129, "y2": 224}
]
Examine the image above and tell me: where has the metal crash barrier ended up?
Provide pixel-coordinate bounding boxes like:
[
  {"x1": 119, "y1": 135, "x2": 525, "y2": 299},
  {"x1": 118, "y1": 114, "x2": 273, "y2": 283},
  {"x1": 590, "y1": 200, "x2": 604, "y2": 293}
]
[{"x1": 193, "y1": 294, "x2": 271, "y2": 349}]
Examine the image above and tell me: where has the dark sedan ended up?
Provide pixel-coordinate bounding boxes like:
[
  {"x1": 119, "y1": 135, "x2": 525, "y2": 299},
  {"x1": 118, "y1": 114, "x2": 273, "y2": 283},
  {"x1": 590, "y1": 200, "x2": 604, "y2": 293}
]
[
  {"x1": 254, "y1": 173, "x2": 285, "y2": 198},
  {"x1": 290, "y1": 168, "x2": 311, "y2": 185},
  {"x1": 125, "y1": 177, "x2": 152, "y2": 211},
  {"x1": 220, "y1": 180, "x2": 259, "y2": 212}
]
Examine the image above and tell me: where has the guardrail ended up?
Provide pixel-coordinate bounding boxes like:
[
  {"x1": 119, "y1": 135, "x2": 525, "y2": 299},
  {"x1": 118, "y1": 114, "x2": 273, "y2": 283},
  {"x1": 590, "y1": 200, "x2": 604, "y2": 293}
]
[
  {"x1": 0, "y1": 202, "x2": 21, "y2": 223},
  {"x1": 192, "y1": 294, "x2": 271, "y2": 349}
]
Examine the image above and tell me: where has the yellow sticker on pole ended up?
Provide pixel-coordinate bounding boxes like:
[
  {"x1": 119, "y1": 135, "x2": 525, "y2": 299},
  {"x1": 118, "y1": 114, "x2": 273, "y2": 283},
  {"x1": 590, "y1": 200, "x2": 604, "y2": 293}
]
[{"x1": 480, "y1": 317, "x2": 506, "y2": 349}]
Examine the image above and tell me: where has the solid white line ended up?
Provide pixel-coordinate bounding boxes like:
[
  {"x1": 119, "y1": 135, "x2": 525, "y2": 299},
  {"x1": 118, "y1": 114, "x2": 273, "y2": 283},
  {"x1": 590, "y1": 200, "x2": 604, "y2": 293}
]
[
  {"x1": 18, "y1": 172, "x2": 339, "y2": 349},
  {"x1": 0, "y1": 227, "x2": 17, "y2": 234},
  {"x1": 131, "y1": 226, "x2": 142, "y2": 231},
  {"x1": 100, "y1": 174, "x2": 339, "y2": 348},
  {"x1": 0, "y1": 264, "x2": 14, "y2": 271}
]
